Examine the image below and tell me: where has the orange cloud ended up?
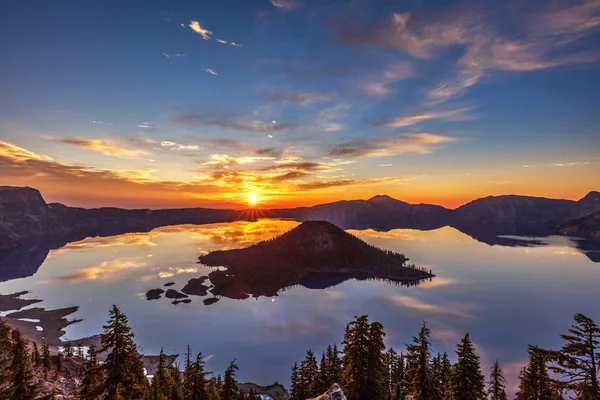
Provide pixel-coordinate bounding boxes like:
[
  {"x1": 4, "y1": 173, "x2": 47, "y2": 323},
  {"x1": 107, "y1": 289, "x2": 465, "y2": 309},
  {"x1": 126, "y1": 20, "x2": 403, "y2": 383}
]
[{"x1": 48, "y1": 137, "x2": 151, "y2": 158}]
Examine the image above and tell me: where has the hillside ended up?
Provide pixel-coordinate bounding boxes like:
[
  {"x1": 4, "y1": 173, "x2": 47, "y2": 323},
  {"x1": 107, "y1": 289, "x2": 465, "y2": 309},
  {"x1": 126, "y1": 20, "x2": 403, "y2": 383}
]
[{"x1": 555, "y1": 211, "x2": 600, "y2": 240}]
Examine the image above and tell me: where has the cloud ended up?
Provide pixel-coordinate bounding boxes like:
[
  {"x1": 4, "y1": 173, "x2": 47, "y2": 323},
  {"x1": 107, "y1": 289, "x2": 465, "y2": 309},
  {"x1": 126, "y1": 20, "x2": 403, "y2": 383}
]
[
  {"x1": 365, "y1": 83, "x2": 392, "y2": 97},
  {"x1": 387, "y1": 295, "x2": 476, "y2": 319},
  {"x1": 328, "y1": 133, "x2": 456, "y2": 158},
  {"x1": 189, "y1": 21, "x2": 213, "y2": 40},
  {"x1": 48, "y1": 137, "x2": 151, "y2": 158},
  {"x1": 379, "y1": 164, "x2": 393, "y2": 167},
  {"x1": 205, "y1": 68, "x2": 218, "y2": 76},
  {"x1": 382, "y1": 107, "x2": 473, "y2": 128},
  {"x1": 159, "y1": 141, "x2": 201, "y2": 151},
  {"x1": 216, "y1": 39, "x2": 228, "y2": 44},
  {"x1": 267, "y1": 91, "x2": 332, "y2": 106},
  {"x1": 55, "y1": 258, "x2": 149, "y2": 282},
  {"x1": 231, "y1": 42, "x2": 242, "y2": 47},
  {"x1": 337, "y1": 1, "x2": 600, "y2": 103},
  {"x1": 137, "y1": 122, "x2": 154, "y2": 129},
  {"x1": 550, "y1": 161, "x2": 590, "y2": 167},
  {"x1": 202, "y1": 154, "x2": 275, "y2": 169},
  {"x1": 270, "y1": 0, "x2": 297, "y2": 10},
  {"x1": 324, "y1": 123, "x2": 343, "y2": 132},
  {"x1": 162, "y1": 53, "x2": 187, "y2": 59},
  {"x1": 293, "y1": 176, "x2": 410, "y2": 191},
  {"x1": 171, "y1": 112, "x2": 293, "y2": 133}
]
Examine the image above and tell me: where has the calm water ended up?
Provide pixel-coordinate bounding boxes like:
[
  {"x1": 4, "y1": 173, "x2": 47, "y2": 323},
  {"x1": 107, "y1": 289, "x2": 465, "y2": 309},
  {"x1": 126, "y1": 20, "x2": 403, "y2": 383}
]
[{"x1": 1, "y1": 219, "x2": 599, "y2": 395}]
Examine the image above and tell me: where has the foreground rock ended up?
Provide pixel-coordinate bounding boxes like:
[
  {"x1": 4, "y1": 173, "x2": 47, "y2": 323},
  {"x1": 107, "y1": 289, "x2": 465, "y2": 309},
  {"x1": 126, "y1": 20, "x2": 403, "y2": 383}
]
[
  {"x1": 146, "y1": 288, "x2": 164, "y2": 300},
  {"x1": 308, "y1": 383, "x2": 347, "y2": 400},
  {"x1": 165, "y1": 289, "x2": 188, "y2": 299},
  {"x1": 238, "y1": 382, "x2": 290, "y2": 400},
  {"x1": 199, "y1": 221, "x2": 433, "y2": 300}
]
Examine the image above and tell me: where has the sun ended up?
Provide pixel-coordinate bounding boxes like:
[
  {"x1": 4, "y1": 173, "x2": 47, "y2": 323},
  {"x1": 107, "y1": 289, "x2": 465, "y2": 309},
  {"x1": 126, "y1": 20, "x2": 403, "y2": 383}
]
[{"x1": 248, "y1": 194, "x2": 258, "y2": 206}]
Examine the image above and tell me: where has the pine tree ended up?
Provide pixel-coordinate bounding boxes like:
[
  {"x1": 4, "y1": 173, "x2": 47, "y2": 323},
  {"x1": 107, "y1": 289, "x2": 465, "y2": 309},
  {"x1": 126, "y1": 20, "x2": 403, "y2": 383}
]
[
  {"x1": 326, "y1": 343, "x2": 342, "y2": 387},
  {"x1": 220, "y1": 360, "x2": 239, "y2": 400},
  {"x1": 10, "y1": 329, "x2": 39, "y2": 400},
  {"x1": 207, "y1": 375, "x2": 222, "y2": 400},
  {"x1": 385, "y1": 347, "x2": 398, "y2": 396},
  {"x1": 0, "y1": 319, "x2": 13, "y2": 391},
  {"x1": 544, "y1": 313, "x2": 599, "y2": 399},
  {"x1": 342, "y1": 315, "x2": 387, "y2": 400},
  {"x1": 64, "y1": 341, "x2": 73, "y2": 358},
  {"x1": 152, "y1": 348, "x2": 174, "y2": 400},
  {"x1": 515, "y1": 346, "x2": 562, "y2": 400},
  {"x1": 391, "y1": 352, "x2": 409, "y2": 400},
  {"x1": 488, "y1": 360, "x2": 508, "y2": 400},
  {"x1": 185, "y1": 352, "x2": 209, "y2": 400},
  {"x1": 80, "y1": 344, "x2": 104, "y2": 399},
  {"x1": 30, "y1": 342, "x2": 40, "y2": 368},
  {"x1": 450, "y1": 333, "x2": 485, "y2": 400},
  {"x1": 317, "y1": 351, "x2": 329, "y2": 394},
  {"x1": 169, "y1": 365, "x2": 184, "y2": 400},
  {"x1": 100, "y1": 305, "x2": 147, "y2": 400},
  {"x1": 299, "y1": 350, "x2": 319, "y2": 398},
  {"x1": 290, "y1": 362, "x2": 300, "y2": 400},
  {"x1": 405, "y1": 321, "x2": 436, "y2": 400},
  {"x1": 42, "y1": 341, "x2": 52, "y2": 378}
]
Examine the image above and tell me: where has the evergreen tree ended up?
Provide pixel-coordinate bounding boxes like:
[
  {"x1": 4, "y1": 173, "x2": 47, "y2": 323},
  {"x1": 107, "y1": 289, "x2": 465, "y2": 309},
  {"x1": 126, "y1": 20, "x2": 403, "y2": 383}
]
[
  {"x1": 391, "y1": 352, "x2": 409, "y2": 400},
  {"x1": 544, "y1": 313, "x2": 599, "y2": 399},
  {"x1": 185, "y1": 352, "x2": 209, "y2": 400},
  {"x1": 10, "y1": 329, "x2": 39, "y2": 400},
  {"x1": 317, "y1": 351, "x2": 329, "y2": 394},
  {"x1": 0, "y1": 319, "x2": 13, "y2": 391},
  {"x1": 515, "y1": 346, "x2": 562, "y2": 400},
  {"x1": 405, "y1": 321, "x2": 436, "y2": 400},
  {"x1": 299, "y1": 350, "x2": 319, "y2": 398},
  {"x1": 207, "y1": 375, "x2": 222, "y2": 400},
  {"x1": 55, "y1": 351, "x2": 63, "y2": 374},
  {"x1": 290, "y1": 362, "x2": 300, "y2": 400},
  {"x1": 220, "y1": 360, "x2": 239, "y2": 400},
  {"x1": 151, "y1": 348, "x2": 174, "y2": 400},
  {"x1": 100, "y1": 305, "x2": 147, "y2": 400},
  {"x1": 80, "y1": 344, "x2": 104, "y2": 399},
  {"x1": 385, "y1": 347, "x2": 398, "y2": 395},
  {"x1": 42, "y1": 341, "x2": 52, "y2": 378},
  {"x1": 169, "y1": 365, "x2": 184, "y2": 400},
  {"x1": 488, "y1": 360, "x2": 508, "y2": 400},
  {"x1": 64, "y1": 341, "x2": 73, "y2": 358},
  {"x1": 30, "y1": 342, "x2": 40, "y2": 368},
  {"x1": 342, "y1": 315, "x2": 387, "y2": 400},
  {"x1": 325, "y1": 343, "x2": 342, "y2": 387},
  {"x1": 450, "y1": 333, "x2": 485, "y2": 400}
]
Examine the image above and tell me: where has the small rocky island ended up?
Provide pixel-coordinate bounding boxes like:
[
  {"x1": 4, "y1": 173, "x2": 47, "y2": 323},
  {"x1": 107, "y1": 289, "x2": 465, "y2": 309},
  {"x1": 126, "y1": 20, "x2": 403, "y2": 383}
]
[{"x1": 198, "y1": 221, "x2": 434, "y2": 300}]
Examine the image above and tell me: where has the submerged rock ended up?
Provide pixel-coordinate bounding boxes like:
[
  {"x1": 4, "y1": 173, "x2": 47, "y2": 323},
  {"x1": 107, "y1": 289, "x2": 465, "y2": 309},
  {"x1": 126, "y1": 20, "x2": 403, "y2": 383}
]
[
  {"x1": 172, "y1": 299, "x2": 192, "y2": 305},
  {"x1": 146, "y1": 288, "x2": 164, "y2": 300},
  {"x1": 181, "y1": 277, "x2": 211, "y2": 296},
  {"x1": 203, "y1": 298, "x2": 219, "y2": 306},
  {"x1": 165, "y1": 289, "x2": 188, "y2": 299},
  {"x1": 164, "y1": 282, "x2": 175, "y2": 287}
]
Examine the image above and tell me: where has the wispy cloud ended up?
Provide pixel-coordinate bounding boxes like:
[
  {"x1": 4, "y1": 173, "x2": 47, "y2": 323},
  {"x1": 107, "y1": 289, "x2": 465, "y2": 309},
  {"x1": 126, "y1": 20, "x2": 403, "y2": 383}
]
[
  {"x1": 162, "y1": 53, "x2": 186, "y2": 59},
  {"x1": 205, "y1": 68, "x2": 218, "y2": 76},
  {"x1": 328, "y1": 133, "x2": 456, "y2": 158},
  {"x1": 382, "y1": 107, "x2": 473, "y2": 128},
  {"x1": 550, "y1": 161, "x2": 590, "y2": 167},
  {"x1": 216, "y1": 39, "x2": 228, "y2": 44},
  {"x1": 270, "y1": 0, "x2": 297, "y2": 10},
  {"x1": 231, "y1": 42, "x2": 242, "y2": 47},
  {"x1": 364, "y1": 61, "x2": 415, "y2": 97},
  {"x1": 159, "y1": 141, "x2": 201, "y2": 151},
  {"x1": 48, "y1": 137, "x2": 151, "y2": 158},
  {"x1": 171, "y1": 112, "x2": 294, "y2": 133},
  {"x1": 137, "y1": 121, "x2": 154, "y2": 129},
  {"x1": 267, "y1": 91, "x2": 331, "y2": 106},
  {"x1": 188, "y1": 21, "x2": 213, "y2": 40}
]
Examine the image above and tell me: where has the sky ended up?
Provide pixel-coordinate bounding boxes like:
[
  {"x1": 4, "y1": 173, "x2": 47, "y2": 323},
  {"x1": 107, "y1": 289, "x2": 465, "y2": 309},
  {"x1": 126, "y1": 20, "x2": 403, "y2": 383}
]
[{"x1": 1, "y1": 0, "x2": 599, "y2": 209}]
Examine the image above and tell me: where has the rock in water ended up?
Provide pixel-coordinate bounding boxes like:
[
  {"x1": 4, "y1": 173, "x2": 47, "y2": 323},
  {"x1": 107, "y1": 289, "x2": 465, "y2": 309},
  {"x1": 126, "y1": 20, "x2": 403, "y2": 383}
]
[
  {"x1": 165, "y1": 289, "x2": 188, "y2": 299},
  {"x1": 146, "y1": 288, "x2": 164, "y2": 300},
  {"x1": 309, "y1": 383, "x2": 347, "y2": 400}
]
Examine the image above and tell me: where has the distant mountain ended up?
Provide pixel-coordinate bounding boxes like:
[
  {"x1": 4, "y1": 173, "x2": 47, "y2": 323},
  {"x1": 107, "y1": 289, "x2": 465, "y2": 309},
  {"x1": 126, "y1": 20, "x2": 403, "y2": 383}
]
[{"x1": 196, "y1": 221, "x2": 433, "y2": 299}]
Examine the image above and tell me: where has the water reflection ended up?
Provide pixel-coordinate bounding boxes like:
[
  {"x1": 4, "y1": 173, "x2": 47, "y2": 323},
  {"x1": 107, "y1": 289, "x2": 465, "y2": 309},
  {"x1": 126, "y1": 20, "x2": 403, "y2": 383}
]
[{"x1": 0, "y1": 220, "x2": 598, "y2": 397}]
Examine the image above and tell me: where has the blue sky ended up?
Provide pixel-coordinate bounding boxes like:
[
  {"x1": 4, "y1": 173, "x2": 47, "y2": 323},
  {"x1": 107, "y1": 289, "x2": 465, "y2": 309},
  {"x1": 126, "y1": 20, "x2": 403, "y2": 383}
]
[{"x1": 1, "y1": 0, "x2": 599, "y2": 208}]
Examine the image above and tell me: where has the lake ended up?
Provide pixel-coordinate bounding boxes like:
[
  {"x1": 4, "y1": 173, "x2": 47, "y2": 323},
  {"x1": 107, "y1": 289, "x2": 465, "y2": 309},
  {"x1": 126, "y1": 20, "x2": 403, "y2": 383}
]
[{"x1": 0, "y1": 219, "x2": 599, "y2": 396}]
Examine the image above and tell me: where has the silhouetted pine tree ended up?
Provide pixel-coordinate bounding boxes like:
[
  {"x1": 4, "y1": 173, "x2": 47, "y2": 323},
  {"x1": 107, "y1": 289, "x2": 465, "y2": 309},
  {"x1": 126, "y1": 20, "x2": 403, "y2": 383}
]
[
  {"x1": 41, "y1": 341, "x2": 51, "y2": 378},
  {"x1": 300, "y1": 349, "x2": 319, "y2": 398},
  {"x1": 385, "y1": 347, "x2": 398, "y2": 396},
  {"x1": 151, "y1": 348, "x2": 175, "y2": 400},
  {"x1": 317, "y1": 351, "x2": 328, "y2": 394},
  {"x1": 207, "y1": 375, "x2": 222, "y2": 400},
  {"x1": 0, "y1": 319, "x2": 13, "y2": 393},
  {"x1": 488, "y1": 360, "x2": 508, "y2": 400},
  {"x1": 169, "y1": 365, "x2": 184, "y2": 400},
  {"x1": 100, "y1": 305, "x2": 147, "y2": 399},
  {"x1": 326, "y1": 343, "x2": 342, "y2": 386},
  {"x1": 405, "y1": 321, "x2": 436, "y2": 400},
  {"x1": 80, "y1": 344, "x2": 104, "y2": 399},
  {"x1": 450, "y1": 333, "x2": 485, "y2": 400},
  {"x1": 290, "y1": 362, "x2": 300, "y2": 400},
  {"x1": 220, "y1": 360, "x2": 239, "y2": 400},
  {"x1": 184, "y1": 352, "x2": 210, "y2": 400},
  {"x1": 342, "y1": 315, "x2": 387, "y2": 400},
  {"x1": 543, "y1": 313, "x2": 599, "y2": 399},
  {"x1": 10, "y1": 329, "x2": 39, "y2": 400},
  {"x1": 515, "y1": 346, "x2": 562, "y2": 400},
  {"x1": 30, "y1": 342, "x2": 40, "y2": 368}
]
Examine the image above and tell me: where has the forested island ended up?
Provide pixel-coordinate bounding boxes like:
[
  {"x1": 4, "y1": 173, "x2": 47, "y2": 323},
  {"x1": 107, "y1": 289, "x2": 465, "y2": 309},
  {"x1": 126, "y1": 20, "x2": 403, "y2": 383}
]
[{"x1": 0, "y1": 306, "x2": 598, "y2": 399}]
